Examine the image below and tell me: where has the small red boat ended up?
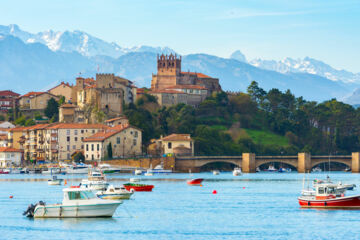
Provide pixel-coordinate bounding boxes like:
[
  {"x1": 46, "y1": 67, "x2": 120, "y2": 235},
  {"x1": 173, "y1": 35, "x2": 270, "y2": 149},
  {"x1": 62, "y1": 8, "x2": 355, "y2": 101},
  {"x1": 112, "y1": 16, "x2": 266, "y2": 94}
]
[
  {"x1": 0, "y1": 169, "x2": 10, "y2": 174},
  {"x1": 299, "y1": 182, "x2": 360, "y2": 209},
  {"x1": 123, "y1": 183, "x2": 154, "y2": 192},
  {"x1": 187, "y1": 178, "x2": 204, "y2": 185}
]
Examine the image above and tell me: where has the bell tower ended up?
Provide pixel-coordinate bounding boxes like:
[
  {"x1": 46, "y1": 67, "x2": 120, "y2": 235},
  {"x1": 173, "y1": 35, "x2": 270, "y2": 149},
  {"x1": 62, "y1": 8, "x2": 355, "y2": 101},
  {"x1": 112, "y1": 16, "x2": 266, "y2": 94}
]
[{"x1": 157, "y1": 54, "x2": 181, "y2": 76}]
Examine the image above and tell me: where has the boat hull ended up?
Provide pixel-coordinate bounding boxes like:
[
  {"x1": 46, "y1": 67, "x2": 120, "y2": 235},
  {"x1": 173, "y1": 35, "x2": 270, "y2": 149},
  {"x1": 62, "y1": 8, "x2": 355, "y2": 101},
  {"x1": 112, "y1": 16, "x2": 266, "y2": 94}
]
[
  {"x1": 187, "y1": 178, "x2": 204, "y2": 185},
  {"x1": 124, "y1": 184, "x2": 154, "y2": 192},
  {"x1": 97, "y1": 193, "x2": 133, "y2": 200},
  {"x1": 33, "y1": 202, "x2": 121, "y2": 218},
  {"x1": 48, "y1": 180, "x2": 63, "y2": 185},
  {"x1": 298, "y1": 195, "x2": 360, "y2": 209}
]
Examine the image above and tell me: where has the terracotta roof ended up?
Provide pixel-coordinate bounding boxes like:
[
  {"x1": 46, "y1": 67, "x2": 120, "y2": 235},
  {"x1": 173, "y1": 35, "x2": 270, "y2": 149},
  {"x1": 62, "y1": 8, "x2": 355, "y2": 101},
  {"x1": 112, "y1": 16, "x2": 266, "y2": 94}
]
[
  {"x1": 136, "y1": 88, "x2": 145, "y2": 94},
  {"x1": 85, "y1": 84, "x2": 97, "y2": 89},
  {"x1": 0, "y1": 147, "x2": 21, "y2": 152},
  {"x1": 20, "y1": 91, "x2": 57, "y2": 99},
  {"x1": 0, "y1": 134, "x2": 8, "y2": 141},
  {"x1": 181, "y1": 72, "x2": 212, "y2": 78},
  {"x1": 0, "y1": 128, "x2": 11, "y2": 132},
  {"x1": 105, "y1": 116, "x2": 127, "y2": 123},
  {"x1": 47, "y1": 123, "x2": 107, "y2": 130},
  {"x1": 166, "y1": 85, "x2": 207, "y2": 90},
  {"x1": 9, "y1": 126, "x2": 32, "y2": 132},
  {"x1": 0, "y1": 90, "x2": 20, "y2": 97},
  {"x1": 83, "y1": 124, "x2": 140, "y2": 142},
  {"x1": 47, "y1": 82, "x2": 72, "y2": 92},
  {"x1": 150, "y1": 90, "x2": 185, "y2": 94},
  {"x1": 161, "y1": 134, "x2": 193, "y2": 142}
]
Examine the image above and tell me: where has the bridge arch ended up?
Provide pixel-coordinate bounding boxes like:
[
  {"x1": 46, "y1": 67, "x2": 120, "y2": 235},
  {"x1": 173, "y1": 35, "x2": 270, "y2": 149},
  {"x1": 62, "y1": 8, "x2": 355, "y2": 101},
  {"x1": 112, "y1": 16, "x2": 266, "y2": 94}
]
[
  {"x1": 311, "y1": 160, "x2": 350, "y2": 169},
  {"x1": 197, "y1": 160, "x2": 241, "y2": 168},
  {"x1": 256, "y1": 160, "x2": 298, "y2": 170}
]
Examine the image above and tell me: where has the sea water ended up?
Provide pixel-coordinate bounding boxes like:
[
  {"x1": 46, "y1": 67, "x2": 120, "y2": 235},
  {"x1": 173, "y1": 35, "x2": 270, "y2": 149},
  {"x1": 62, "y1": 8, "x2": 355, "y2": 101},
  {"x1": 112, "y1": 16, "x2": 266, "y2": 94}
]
[{"x1": 1, "y1": 172, "x2": 360, "y2": 240}]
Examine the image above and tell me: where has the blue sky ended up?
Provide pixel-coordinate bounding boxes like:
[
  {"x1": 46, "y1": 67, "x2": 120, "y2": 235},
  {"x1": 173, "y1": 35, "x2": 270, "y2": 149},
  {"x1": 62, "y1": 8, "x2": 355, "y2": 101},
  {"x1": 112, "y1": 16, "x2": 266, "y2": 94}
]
[{"x1": 1, "y1": 0, "x2": 359, "y2": 72}]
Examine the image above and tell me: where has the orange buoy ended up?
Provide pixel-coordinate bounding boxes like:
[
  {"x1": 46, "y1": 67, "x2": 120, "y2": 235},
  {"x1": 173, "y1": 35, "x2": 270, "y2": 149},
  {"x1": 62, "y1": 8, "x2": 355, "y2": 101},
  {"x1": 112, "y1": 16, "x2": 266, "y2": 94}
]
[
  {"x1": 200, "y1": 184, "x2": 203, "y2": 187},
  {"x1": 212, "y1": 190, "x2": 217, "y2": 194},
  {"x1": 243, "y1": 187, "x2": 245, "y2": 189},
  {"x1": 64, "y1": 180, "x2": 67, "y2": 185},
  {"x1": 9, "y1": 195, "x2": 13, "y2": 199}
]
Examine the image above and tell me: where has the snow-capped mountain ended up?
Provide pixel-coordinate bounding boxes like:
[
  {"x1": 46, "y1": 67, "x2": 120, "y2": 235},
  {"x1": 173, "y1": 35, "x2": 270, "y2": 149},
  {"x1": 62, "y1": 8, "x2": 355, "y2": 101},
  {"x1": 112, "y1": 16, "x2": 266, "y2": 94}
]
[
  {"x1": 248, "y1": 56, "x2": 360, "y2": 84},
  {"x1": 0, "y1": 24, "x2": 175, "y2": 58}
]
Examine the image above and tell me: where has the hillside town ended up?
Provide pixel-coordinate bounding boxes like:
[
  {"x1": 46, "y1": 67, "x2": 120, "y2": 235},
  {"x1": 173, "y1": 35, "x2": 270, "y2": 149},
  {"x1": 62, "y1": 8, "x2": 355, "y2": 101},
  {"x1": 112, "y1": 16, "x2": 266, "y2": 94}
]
[{"x1": 0, "y1": 54, "x2": 221, "y2": 168}]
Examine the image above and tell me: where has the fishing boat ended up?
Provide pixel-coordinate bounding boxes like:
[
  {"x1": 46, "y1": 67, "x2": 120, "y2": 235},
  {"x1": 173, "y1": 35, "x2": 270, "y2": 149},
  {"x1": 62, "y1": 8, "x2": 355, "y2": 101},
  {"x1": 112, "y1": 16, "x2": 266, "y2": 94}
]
[
  {"x1": 0, "y1": 169, "x2": 10, "y2": 174},
  {"x1": 96, "y1": 185, "x2": 134, "y2": 200},
  {"x1": 298, "y1": 181, "x2": 360, "y2": 209},
  {"x1": 23, "y1": 187, "x2": 122, "y2": 218},
  {"x1": 265, "y1": 165, "x2": 277, "y2": 172},
  {"x1": 187, "y1": 178, "x2": 204, "y2": 186},
  {"x1": 151, "y1": 164, "x2": 172, "y2": 174},
  {"x1": 123, "y1": 183, "x2": 154, "y2": 192},
  {"x1": 134, "y1": 169, "x2": 143, "y2": 175},
  {"x1": 99, "y1": 164, "x2": 121, "y2": 174},
  {"x1": 65, "y1": 163, "x2": 92, "y2": 174},
  {"x1": 81, "y1": 171, "x2": 109, "y2": 190},
  {"x1": 278, "y1": 167, "x2": 292, "y2": 173},
  {"x1": 48, "y1": 175, "x2": 63, "y2": 185},
  {"x1": 233, "y1": 167, "x2": 242, "y2": 176},
  {"x1": 213, "y1": 170, "x2": 220, "y2": 175}
]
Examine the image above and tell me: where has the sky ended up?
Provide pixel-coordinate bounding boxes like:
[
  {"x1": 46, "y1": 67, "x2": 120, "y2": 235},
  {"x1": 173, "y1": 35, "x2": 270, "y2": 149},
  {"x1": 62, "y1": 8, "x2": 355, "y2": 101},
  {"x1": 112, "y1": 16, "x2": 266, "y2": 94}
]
[{"x1": 1, "y1": 0, "x2": 359, "y2": 72}]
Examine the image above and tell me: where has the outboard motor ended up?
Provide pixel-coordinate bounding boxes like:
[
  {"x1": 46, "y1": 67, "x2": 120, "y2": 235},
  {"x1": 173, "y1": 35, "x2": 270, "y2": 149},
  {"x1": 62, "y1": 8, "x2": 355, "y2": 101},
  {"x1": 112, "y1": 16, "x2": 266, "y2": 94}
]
[{"x1": 23, "y1": 201, "x2": 46, "y2": 218}]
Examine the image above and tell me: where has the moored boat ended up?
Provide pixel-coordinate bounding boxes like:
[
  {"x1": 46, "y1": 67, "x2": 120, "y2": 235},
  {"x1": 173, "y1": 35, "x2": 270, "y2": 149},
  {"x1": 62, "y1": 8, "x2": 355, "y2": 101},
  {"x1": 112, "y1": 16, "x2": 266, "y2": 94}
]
[
  {"x1": 212, "y1": 170, "x2": 220, "y2": 175},
  {"x1": 0, "y1": 169, "x2": 10, "y2": 174},
  {"x1": 151, "y1": 164, "x2": 172, "y2": 174},
  {"x1": 298, "y1": 181, "x2": 360, "y2": 209},
  {"x1": 265, "y1": 165, "x2": 277, "y2": 172},
  {"x1": 96, "y1": 185, "x2": 134, "y2": 200},
  {"x1": 144, "y1": 169, "x2": 154, "y2": 176},
  {"x1": 48, "y1": 175, "x2": 63, "y2": 185},
  {"x1": 187, "y1": 178, "x2": 204, "y2": 186},
  {"x1": 123, "y1": 183, "x2": 154, "y2": 192},
  {"x1": 81, "y1": 171, "x2": 109, "y2": 190},
  {"x1": 311, "y1": 166, "x2": 322, "y2": 173},
  {"x1": 23, "y1": 187, "x2": 122, "y2": 218},
  {"x1": 134, "y1": 169, "x2": 143, "y2": 175},
  {"x1": 233, "y1": 167, "x2": 242, "y2": 176}
]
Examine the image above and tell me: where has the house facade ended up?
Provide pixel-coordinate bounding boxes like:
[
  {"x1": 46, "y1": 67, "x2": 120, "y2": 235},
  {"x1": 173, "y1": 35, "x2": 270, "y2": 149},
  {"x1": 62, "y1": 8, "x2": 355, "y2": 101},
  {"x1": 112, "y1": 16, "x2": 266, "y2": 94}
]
[{"x1": 0, "y1": 147, "x2": 22, "y2": 167}]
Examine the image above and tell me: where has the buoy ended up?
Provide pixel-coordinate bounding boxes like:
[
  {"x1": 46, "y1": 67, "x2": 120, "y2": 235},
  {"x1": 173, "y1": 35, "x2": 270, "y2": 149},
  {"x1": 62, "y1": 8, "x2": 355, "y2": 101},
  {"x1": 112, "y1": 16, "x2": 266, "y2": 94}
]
[
  {"x1": 243, "y1": 187, "x2": 245, "y2": 189},
  {"x1": 200, "y1": 184, "x2": 203, "y2": 187},
  {"x1": 64, "y1": 180, "x2": 67, "y2": 185},
  {"x1": 212, "y1": 190, "x2": 217, "y2": 194},
  {"x1": 9, "y1": 195, "x2": 13, "y2": 199}
]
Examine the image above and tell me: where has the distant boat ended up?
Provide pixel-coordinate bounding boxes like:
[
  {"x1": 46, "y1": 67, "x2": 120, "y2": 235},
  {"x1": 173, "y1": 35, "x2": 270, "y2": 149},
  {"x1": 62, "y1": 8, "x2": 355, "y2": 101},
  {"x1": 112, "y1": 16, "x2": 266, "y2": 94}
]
[
  {"x1": 233, "y1": 167, "x2": 242, "y2": 176},
  {"x1": 0, "y1": 169, "x2": 10, "y2": 174},
  {"x1": 123, "y1": 183, "x2": 154, "y2": 192},
  {"x1": 312, "y1": 167, "x2": 322, "y2": 173},
  {"x1": 48, "y1": 175, "x2": 63, "y2": 185},
  {"x1": 151, "y1": 164, "x2": 172, "y2": 174},
  {"x1": 187, "y1": 178, "x2": 204, "y2": 186},
  {"x1": 213, "y1": 170, "x2": 220, "y2": 175},
  {"x1": 96, "y1": 185, "x2": 134, "y2": 200},
  {"x1": 134, "y1": 169, "x2": 143, "y2": 175},
  {"x1": 81, "y1": 171, "x2": 109, "y2": 190},
  {"x1": 144, "y1": 169, "x2": 154, "y2": 176},
  {"x1": 265, "y1": 165, "x2": 277, "y2": 172},
  {"x1": 344, "y1": 167, "x2": 351, "y2": 172},
  {"x1": 278, "y1": 167, "x2": 292, "y2": 173}
]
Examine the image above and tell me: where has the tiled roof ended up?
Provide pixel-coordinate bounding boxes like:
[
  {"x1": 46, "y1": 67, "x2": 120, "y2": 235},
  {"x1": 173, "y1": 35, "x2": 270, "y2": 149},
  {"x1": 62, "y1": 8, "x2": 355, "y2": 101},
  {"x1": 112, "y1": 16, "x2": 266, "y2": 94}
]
[
  {"x1": 150, "y1": 90, "x2": 185, "y2": 94},
  {"x1": 181, "y1": 72, "x2": 212, "y2": 78},
  {"x1": 105, "y1": 116, "x2": 127, "y2": 123},
  {"x1": 0, "y1": 90, "x2": 20, "y2": 97},
  {"x1": 166, "y1": 85, "x2": 207, "y2": 90},
  {"x1": 161, "y1": 134, "x2": 193, "y2": 142},
  {"x1": 47, "y1": 82, "x2": 72, "y2": 92},
  {"x1": 0, "y1": 134, "x2": 8, "y2": 141},
  {"x1": 0, "y1": 147, "x2": 21, "y2": 152},
  {"x1": 47, "y1": 123, "x2": 107, "y2": 130},
  {"x1": 21, "y1": 92, "x2": 45, "y2": 98},
  {"x1": 83, "y1": 124, "x2": 141, "y2": 142}
]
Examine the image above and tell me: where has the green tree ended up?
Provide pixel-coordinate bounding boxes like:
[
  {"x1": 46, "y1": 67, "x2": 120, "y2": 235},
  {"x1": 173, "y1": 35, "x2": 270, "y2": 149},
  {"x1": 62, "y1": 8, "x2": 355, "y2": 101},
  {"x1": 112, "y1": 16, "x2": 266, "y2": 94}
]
[
  {"x1": 73, "y1": 152, "x2": 85, "y2": 163},
  {"x1": 44, "y1": 98, "x2": 59, "y2": 120},
  {"x1": 14, "y1": 115, "x2": 26, "y2": 126},
  {"x1": 25, "y1": 119, "x2": 35, "y2": 126}
]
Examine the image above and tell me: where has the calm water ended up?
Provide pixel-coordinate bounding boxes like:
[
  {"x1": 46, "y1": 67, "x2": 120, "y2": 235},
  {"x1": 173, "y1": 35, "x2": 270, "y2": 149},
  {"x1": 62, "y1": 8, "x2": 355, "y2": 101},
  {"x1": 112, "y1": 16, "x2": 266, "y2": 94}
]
[{"x1": 1, "y1": 172, "x2": 360, "y2": 240}]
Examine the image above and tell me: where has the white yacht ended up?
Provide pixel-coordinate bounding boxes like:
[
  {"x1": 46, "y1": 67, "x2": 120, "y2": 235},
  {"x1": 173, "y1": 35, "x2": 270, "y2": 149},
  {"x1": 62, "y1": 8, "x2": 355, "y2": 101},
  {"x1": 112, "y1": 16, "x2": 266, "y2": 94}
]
[
  {"x1": 23, "y1": 187, "x2": 122, "y2": 218},
  {"x1": 81, "y1": 171, "x2": 109, "y2": 190},
  {"x1": 42, "y1": 167, "x2": 62, "y2": 175},
  {"x1": 96, "y1": 185, "x2": 134, "y2": 200},
  {"x1": 65, "y1": 164, "x2": 92, "y2": 174},
  {"x1": 233, "y1": 167, "x2": 242, "y2": 176}
]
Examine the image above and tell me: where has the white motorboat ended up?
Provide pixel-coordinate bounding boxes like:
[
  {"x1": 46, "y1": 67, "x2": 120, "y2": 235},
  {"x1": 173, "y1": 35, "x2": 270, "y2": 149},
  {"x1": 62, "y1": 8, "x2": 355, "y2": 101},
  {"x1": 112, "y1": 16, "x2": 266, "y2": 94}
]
[
  {"x1": 311, "y1": 167, "x2": 322, "y2": 173},
  {"x1": 65, "y1": 163, "x2": 92, "y2": 174},
  {"x1": 233, "y1": 167, "x2": 242, "y2": 176},
  {"x1": 151, "y1": 164, "x2": 172, "y2": 174},
  {"x1": 266, "y1": 165, "x2": 277, "y2": 172},
  {"x1": 213, "y1": 170, "x2": 220, "y2": 175},
  {"x1": 42, "y1": 167, "x2": 62, "y2": 175},
  {"x1": 256, "y1": 167, "x2": 261, "y2": 172},
  {"x1": 23, "y1": 187, "x2": 122, "y2": 218},
  {"x1": 96, "y1": 185, "x2": 134, "y2": 200},
  {"x1": 134, "y1": 169, "x2": 143, "y2": 175},
  {"x1": 48, "y1": 175, "x2": 63, "y2": 185},
  {"x1": 99, "y1": 164, "x2": 121, "y2": 174},
  {"x1": 81, "y1": 171, "x2": 109, "y2": 190},
  {"x1": 130, "y1": 178, "x2": 140, "y2": 183},
  {"x1": 144, "y1": 169, "x2": 154, "y2": 176}
]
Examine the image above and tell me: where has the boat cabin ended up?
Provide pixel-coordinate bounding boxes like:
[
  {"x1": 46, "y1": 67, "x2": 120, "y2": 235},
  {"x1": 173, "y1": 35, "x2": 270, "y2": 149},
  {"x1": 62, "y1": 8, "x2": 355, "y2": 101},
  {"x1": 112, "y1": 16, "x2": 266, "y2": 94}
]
[
  {"x1": 315, "y1": 184, "x2": 345, "y2": 200},
  {"x1": 63, "y1": 188, "x2": 96, "y2": 202}
]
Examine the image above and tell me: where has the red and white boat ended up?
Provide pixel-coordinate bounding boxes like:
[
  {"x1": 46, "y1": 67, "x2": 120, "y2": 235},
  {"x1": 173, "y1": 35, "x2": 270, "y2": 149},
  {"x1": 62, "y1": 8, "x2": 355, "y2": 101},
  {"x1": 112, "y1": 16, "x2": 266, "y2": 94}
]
[
  {"x1": 187, "y1": 178, "x2": 204, "y2": 185},
  {"x1": 123, "y1": 183, "x2": 154, "y2": 192},
  {"x1": 0, "y1": 169, "x2": 10, "y2": 174},
  {"x1": 298, "y1": 182, "x2": 360, "y2": 209}
]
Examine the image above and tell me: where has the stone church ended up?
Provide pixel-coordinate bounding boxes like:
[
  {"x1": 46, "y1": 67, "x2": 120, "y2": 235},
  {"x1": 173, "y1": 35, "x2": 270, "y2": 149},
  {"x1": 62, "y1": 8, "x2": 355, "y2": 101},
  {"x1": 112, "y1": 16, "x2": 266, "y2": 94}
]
[{"x1": 150, "y1": 54, "x2": 221, "y2": 107}]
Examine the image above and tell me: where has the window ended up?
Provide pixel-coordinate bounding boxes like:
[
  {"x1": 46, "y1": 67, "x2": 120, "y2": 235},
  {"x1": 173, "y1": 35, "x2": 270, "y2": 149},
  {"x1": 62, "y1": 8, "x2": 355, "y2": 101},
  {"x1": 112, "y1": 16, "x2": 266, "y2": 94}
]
[
  {"x1": 91, "y1": 144, "x2": 94, "y2": 151},
  {"x1": 81, "y1": 130, "x2": 84, "y2": 134},
  {"x1": 318, "y1": 188, "x2": 325, "y2": 194},
  {"x1": 91, "y1": 154, "x2": 94, "y2": 160},
  {"x1": 134, "y1": 131, "x2": 138, "y2": 137},
  {"x1": 168, "y1": 142, "x2": 172, "y2": 149},
  {"x1": 86, "y1": 154, "x2": 88, "y2": 159},
  {"x1": 133, "y1": 139, "x2": 137, "y2": 146},
  {"x1": 75, "y1": 137, "x2": 78, "y2": 142},
  {"x1": 67, "y1": 136, "x2": 70, "y2": 142},
  {"x1": 81, "y1": 145, "x2": 84, "y2": 149},
  {"x1": 92, "y1": 130, "x2": 95, "y2": 134},
  {"x1": 97, "y1": 144, "x2": 99, "y2": 151},
  {"x1": 74, "y1": 130, "x2": 78, "y2": 135},
  {"x1": 116, "y1": 137, "x2": 121, "y2": 144},
  {"x1": 73, "y1": 145, "x2": 76, "y2": 150},
  {"x1": 86, "y1": 144, "x2": 89, "y2": 151},
  {"x1": 66, "y1": 130, "x2": 70, "y2": 135},
  {"x1": 130, "y1": 131, "x2": 133, "y2": 135},
  {"x1": 81, "y1": 137, "x2": 84, "y2": 141},
  {"x1": 67, "y1": 145, "x2": 70, "y2": 151},
  {"x1": 67, "y1": 153, "x2": 70, "y2": 159}
]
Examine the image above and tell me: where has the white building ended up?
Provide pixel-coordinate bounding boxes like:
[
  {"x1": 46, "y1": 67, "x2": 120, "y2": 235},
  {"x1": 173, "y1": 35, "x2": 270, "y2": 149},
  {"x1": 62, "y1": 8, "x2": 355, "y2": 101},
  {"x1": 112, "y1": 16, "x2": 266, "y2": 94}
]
[{"x1": 0, "y1": 147, "x2": 22, "y2": 167}]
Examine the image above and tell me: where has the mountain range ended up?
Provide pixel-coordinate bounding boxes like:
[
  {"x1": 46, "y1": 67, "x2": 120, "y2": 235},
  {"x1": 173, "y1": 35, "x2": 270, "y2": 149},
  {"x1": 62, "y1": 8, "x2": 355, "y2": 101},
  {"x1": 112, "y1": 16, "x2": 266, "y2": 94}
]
[{"x1": 0, "y1": 24, "x2": 359, "y2": 103}]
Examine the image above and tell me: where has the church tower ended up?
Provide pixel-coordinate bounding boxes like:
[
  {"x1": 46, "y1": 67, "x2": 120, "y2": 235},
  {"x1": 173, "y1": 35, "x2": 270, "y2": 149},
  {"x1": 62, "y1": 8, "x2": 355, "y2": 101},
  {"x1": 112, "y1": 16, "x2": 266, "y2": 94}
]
[{"x1": 157, "y1": 54, "x2": 181, "y2": 76}]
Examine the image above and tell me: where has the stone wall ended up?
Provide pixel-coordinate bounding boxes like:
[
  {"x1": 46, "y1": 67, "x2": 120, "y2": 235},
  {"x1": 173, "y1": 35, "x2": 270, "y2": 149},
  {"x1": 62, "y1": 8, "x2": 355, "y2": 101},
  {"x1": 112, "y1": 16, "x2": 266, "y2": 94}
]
[{"x1": 100, "y1": 156, "x2": 175, "y2": 170}]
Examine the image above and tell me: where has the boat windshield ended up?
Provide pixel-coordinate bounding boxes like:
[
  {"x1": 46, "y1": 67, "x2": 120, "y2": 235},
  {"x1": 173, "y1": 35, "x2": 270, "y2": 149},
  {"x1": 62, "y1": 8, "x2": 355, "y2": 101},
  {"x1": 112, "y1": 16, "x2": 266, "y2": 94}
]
[{"x1": 68, "y1": 191, "x2": 95, "y2": 200}]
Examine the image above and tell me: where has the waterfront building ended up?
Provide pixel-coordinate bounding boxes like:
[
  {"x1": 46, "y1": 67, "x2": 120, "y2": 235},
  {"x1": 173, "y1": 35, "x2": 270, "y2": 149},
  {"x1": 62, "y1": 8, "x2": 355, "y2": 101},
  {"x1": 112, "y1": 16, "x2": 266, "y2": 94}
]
[
  {"x1": 58, "y1": 103, "x2": 85, "y2": 123},
  {"x1": 150, "y1": 54, "x2": 221, "y2": 107},
  {"x1": 0, "y1": 90, "x2": 20, "y2": 112},
  {"x1": 149, "y1": 134, "x2": 194, "y2": 156},
  {"x1": 0, "y1": 147, "x2": 22, "y2": 167},
  {"x1": 104, "y1": 116, "x2": 129, "y2": 127},
  {"x1": 47, "y1": 82, "x2": 73, "y2": 102},
  {"x1": 83, "y1": 123, "x2": 142, "y2": 161}
]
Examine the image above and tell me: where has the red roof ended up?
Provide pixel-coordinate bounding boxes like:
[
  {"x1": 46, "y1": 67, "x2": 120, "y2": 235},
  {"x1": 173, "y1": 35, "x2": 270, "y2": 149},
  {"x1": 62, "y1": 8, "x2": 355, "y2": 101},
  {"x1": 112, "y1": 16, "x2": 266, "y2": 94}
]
[
  {"x1": 0, "y1": 90, "x2": 20, "y2": 97},
  {"x1": 47, "y1": 82, "x2": 72, "y2": 92},
  {"x1": 83, "y1": 124, "x2": 130, "y2": 142},
  {"x1": 21, "y1": 92, "x2": 46, "y2": 98},
  {"x1": 181, "y1": 72, "x2": 212, "y2": 78},
  {"x1": 105, "y1": 116, "x2": 127, "y2": 123},
  {"x1": 161, "y1": 134, "x2": 193, "y2": 142},
  {"x1": 166, "y1": 85, "x2": 207, "y2": 90},
  {"x1": 150, "y1": 90, "x2": 185, "y2": 94},
  {"x1": 0, "y1": 147, "x2": 21, "y2": 152},
  {"x1": 47, "y1": 123, "x2": 107, "y2": 130}
]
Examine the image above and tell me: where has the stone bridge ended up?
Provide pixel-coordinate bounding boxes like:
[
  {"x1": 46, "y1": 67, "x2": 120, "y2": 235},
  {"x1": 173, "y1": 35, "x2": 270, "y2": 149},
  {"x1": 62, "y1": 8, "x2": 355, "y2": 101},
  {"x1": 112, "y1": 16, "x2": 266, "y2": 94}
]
[{"x1": 175, "y1": 153, "x2": 360, "y2": 173}]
